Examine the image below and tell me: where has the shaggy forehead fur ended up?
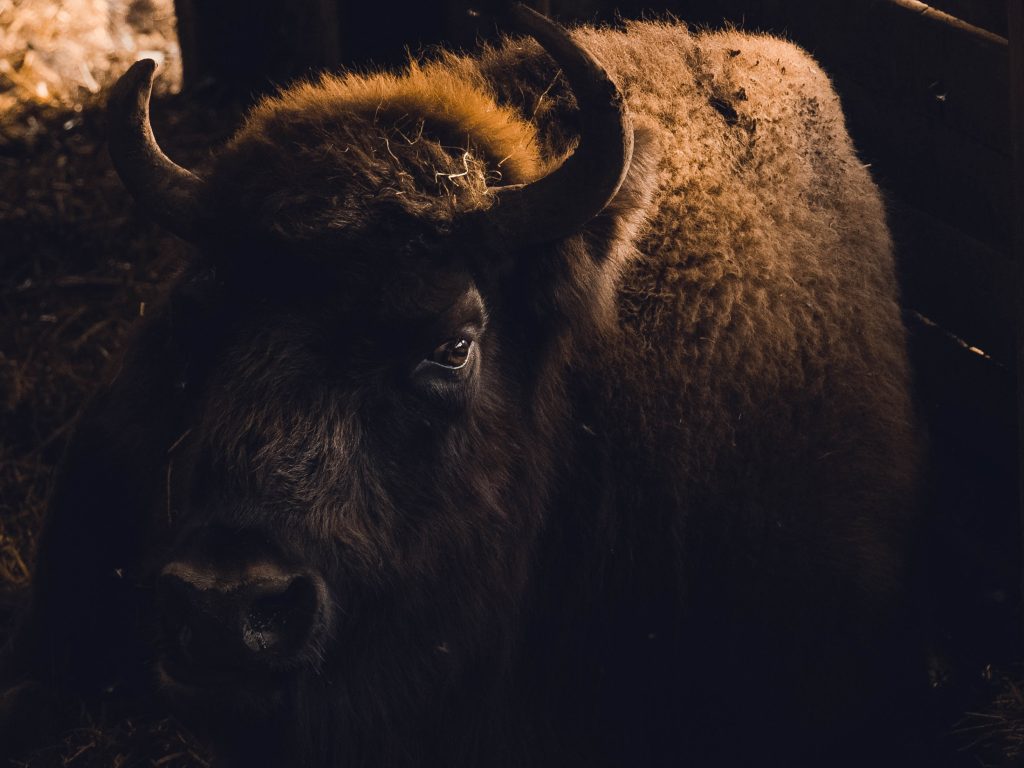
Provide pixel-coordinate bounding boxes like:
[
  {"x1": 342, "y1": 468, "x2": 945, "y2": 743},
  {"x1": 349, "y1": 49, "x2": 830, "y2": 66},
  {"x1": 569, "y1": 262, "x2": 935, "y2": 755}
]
[{"x1": 209, "y1": 58, "x2": 546, "y2": 245}]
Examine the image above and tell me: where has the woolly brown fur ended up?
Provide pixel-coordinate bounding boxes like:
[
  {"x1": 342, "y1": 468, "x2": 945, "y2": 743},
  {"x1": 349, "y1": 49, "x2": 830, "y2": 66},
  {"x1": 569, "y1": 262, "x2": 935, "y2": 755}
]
[
  {"x1": 209, "y1": 57, "x2": 547, "y2": 245},
  {"x1": 7, "y1": 18, "x2": 920, "y2": 768}
]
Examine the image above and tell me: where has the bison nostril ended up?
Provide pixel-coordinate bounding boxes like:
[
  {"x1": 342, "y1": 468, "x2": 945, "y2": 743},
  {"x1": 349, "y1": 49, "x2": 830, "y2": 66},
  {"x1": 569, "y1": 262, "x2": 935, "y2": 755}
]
[
  {"x1": 157, "y1": 561, "x2": 326, "y2": 680},
  {"x1": 241, "y1": 576, "x2": 318, "y2": 656}
]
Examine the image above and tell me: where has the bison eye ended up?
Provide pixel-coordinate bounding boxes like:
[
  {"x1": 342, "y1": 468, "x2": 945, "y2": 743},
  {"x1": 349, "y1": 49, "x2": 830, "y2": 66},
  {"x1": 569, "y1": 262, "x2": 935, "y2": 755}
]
[
  {"x1": 427, "y1": 338, "x2": 473, "y2": 369},
  {"x1": 411, "y1": 333, "x2": 479, "y2": 406}
]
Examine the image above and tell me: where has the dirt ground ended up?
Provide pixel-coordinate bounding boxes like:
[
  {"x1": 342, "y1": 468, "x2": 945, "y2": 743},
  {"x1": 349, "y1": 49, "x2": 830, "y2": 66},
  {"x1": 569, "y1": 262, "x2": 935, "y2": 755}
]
[
  {"x1": 0, "y1": 2, "x2": 225, "y2": 763},
  {"x1": 0, "y1": 88, "x2": 222, "y2": 768},
  {"x1": 1, "y1": 1, "x2": 1023, "y2": 766}
]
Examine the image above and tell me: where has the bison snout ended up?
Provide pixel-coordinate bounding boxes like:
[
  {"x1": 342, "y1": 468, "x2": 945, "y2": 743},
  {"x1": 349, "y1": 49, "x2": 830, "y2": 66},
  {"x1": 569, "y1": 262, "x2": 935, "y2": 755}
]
[{"x1": 157, "y1": 560, "x2": 327, "y2": 684}]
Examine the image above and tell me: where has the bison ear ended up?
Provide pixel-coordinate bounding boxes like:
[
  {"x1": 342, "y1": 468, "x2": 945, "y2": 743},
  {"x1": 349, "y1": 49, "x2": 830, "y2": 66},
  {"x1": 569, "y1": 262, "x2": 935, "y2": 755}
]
[{"x1": 583, "y1": 122, "x2": 662, "y2": 257}]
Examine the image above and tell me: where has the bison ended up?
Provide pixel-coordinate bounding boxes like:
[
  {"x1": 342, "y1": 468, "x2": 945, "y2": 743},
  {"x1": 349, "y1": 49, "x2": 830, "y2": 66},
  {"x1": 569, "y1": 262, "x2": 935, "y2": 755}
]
[{"x1": 1, "y1": 5, "x2": 919, "y2": 766}]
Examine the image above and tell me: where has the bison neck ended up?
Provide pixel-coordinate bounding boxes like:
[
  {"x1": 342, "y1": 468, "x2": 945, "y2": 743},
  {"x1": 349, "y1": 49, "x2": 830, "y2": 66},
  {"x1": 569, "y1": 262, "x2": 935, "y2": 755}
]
[{"x1": 502, "y1": 324, "x2": 692, "y2": 766}]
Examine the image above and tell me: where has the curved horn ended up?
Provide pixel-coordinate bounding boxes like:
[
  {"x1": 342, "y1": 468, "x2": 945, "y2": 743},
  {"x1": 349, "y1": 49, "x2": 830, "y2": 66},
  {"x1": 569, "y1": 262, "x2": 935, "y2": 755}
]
[
  {"x1": 481, "y1": 4, "x2": 634, "y2": 246},
  {"x1": 107, "y1": 59, "x2": 205, "y2": 240}
]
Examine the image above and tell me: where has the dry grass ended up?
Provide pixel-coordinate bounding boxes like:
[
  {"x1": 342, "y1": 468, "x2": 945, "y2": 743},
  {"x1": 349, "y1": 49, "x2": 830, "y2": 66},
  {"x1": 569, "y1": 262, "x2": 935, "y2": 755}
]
[
  {"x1": 0, "y1": 93, "x2": 204, "y2": 768},
  {"x1": 0, "y1": 0, "x2": 181, "y2": 120},
  {"x1": 7, "y1": 714, "x2": 210, "y2": 768},
  {"x1": 0, "y1": 0, "x2": 182, "y2": 595},
  {"x1": 0, "y1": 2, "x2": 225, "y2": 763},
  {"x1": 955, "y1": 668, "x2": 1024, "y2": 764}
]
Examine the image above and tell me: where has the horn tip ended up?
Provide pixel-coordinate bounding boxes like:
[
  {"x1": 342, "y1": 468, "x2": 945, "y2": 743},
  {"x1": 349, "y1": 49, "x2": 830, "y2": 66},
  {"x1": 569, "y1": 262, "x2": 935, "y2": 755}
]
[
  {"x1": 110, "y1": 59, "x2": 157, "y2": 102},
  {"x1": 108, "y1": 59, "x2": 159, "y2": 137},
  {"x1": 123, "y1": 58, "x2": 158, "y2": 85},
  {"x1": 505, "y1": 3, "x2": 548, "y2": 27},
  {"x1": 468, "y1": 3, "x2": 541, "y2": 25}
]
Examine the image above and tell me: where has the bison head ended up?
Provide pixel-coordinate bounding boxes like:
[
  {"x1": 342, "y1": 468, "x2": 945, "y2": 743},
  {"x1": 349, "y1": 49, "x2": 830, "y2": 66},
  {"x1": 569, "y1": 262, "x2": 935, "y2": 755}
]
[{"x1": 105, "y1": 5, "x2": 659, "y2": 763}]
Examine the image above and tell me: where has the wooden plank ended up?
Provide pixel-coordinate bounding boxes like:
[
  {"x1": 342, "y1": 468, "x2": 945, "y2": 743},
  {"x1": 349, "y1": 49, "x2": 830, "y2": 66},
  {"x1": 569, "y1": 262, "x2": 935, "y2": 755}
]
[
  {"x1": 883, "y1": 0, "x2": 1007, "y2": 45},
  {"x1": 905, "y1": 308, "x2": 1016, "y2": 534},
  {"x1": 904, "y1": 309, "x2": 1020, "y2": 666},
  {"x1": 1008, "y1": 0, "x2": 1024, "y2": 628},
  {"x1": 924, "y1": 0, "x2": 1009, "y2": 36},
  {"x1": 836, "y1": 0, "x2": 1009, "y2": 153},
  {"x1": 890, "y1": 201, "x2": 1016, "y2": 364}
]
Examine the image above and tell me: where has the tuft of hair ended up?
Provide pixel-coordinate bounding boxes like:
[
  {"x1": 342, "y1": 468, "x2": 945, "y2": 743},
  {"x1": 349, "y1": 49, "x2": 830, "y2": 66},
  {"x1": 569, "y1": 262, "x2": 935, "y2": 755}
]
[{"x1": 208, "y1": 56, "x2": 547, "y2": 247}]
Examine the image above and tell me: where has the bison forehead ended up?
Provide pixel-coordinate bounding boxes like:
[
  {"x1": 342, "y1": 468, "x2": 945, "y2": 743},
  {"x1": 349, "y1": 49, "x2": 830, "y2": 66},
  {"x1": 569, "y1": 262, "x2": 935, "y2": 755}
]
[{"x1": 207, "y1": 58, "x2": 548, "y2": 244}]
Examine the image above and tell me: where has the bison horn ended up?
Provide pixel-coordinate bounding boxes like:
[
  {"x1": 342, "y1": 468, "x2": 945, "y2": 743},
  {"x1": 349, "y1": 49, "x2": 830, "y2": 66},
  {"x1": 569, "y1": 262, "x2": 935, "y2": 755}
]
[
  {"x1": 482, "y1": 4, "x2": 634, "y2": 246},
  {"x1": 107, "y1": 59, "x2": 205, "y2": 240}
]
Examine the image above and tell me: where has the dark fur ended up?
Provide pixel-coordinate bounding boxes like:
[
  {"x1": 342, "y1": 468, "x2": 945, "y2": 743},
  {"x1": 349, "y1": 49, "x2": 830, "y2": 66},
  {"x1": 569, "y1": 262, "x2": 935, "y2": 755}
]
[{"x1": 3, "y1": 22, "x2": 919, "y2": 768}]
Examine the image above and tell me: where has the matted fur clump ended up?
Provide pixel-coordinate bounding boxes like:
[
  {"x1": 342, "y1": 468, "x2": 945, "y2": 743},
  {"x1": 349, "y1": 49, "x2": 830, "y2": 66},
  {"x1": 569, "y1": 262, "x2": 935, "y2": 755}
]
[{"x1": 209, "y1": 58, "x2": 546, "y2": 244}]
